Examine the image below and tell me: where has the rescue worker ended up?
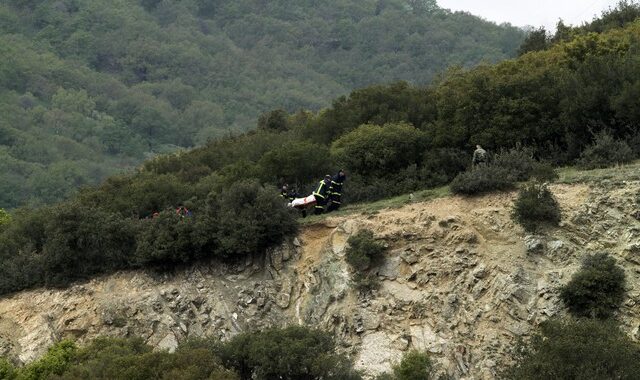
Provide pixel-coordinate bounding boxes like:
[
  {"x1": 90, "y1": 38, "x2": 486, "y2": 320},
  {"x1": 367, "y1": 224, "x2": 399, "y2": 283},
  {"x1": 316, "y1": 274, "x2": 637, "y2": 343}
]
[
  {"x1": 176, "y1": 206, "x2": 191, "y2": 218},
  {"x1": 312, "y1": 175, "x2": 332, "y2": 215},
  {"x1": 472, "y1": 145, "x2": 487, "y2": 167},
  {"x1": 280, "y1": 184, "x2": 291, "y2": 200},
  {"x1": 280, "y1": 184, "x2": 298, "y2": 203},
  {"x1": 327, "y1": 169, "x2": 346, "y2": 213}
]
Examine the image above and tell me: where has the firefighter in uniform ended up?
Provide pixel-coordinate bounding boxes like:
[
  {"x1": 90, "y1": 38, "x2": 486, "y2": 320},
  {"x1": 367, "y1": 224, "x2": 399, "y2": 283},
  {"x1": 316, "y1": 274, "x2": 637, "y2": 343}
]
[
  {"x1": 327, "y1": 170, "x2": 346, "y2": 213},
  {"x1": 312, "y1": 175, "x2": 332, "y2": 215}
]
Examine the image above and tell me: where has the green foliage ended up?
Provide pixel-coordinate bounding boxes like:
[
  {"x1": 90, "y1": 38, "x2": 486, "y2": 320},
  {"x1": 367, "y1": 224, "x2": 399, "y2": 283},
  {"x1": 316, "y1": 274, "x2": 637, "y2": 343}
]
[
  {"x1": 577, "y1": 1, "x2": 640, "y2": 35},
  {"x1": 206, "y1": 180, "x2": 298, "y2": 258},
  {"x1": 2, "y1": 3, "x2": 640, "y2": 294},
  {"x1": 257, "y1": 110, "x2": 290, "y2": 132},
  {"x1": 450, "y1": 166, "x2": 515, "y2": 196},
  {"x1": 393, "y1": 350, "x2": 432, "y2": 380},
  {"x1": 0, "y1": 0, "x2": 524, "y2": 208},
  {"x1": 560, "y1": 253, "x2": 626, "y2": 319},
  {"x1": 345, "y1": 230, "x2": 386, "y2": 292},
  {"x1": 502, "y1": 319, "x2": 640, "y2": 379},
  {"x1": 134, "y1": 211, "x2": 200, "y2": 266},
  {"x1": 351, "y1": 272, "x2": 382, "y2": 293},
  {"x1": 19, "y1": 340, "x2": 77, "y2": 380},
  {"x1": 0, "y1": 179, "x2": 297, "y2": 294},
  {"x1": 451, "y1": 148, "x2": 559, "y2": 196},
  {"x1": 492, "y1": 146, "x2": 540, "y2": 182},
  {"x1": 258, "y1": 141, "x2": 332, "y2": 186},
  {"x1": 512, "y1": 183, "x2": 561, "y2": 232},
  {"x1": 55, "y1": 337, "x2": 237, "y2": 380},
  {"x1": 518, "y1": 27, "x2": 549, "y2": 56},
  {"x1": 345, "y1": 230, "x2": 386, "y2": 271},
  {"x1": 0, "y1": 208, "x2": 10, "y2": 226},
  {"x1": 331, "y1": 123, "x2": 426, "y2": 177},
  {"x1": 578, "y1": 130, "x2": 635, "y2": 169},
  {"x1": 0, "y1": 358, "x2": 16, "y2": 380},
  {"x1": 217, "y1": 326, "x2": 361, "y2": 380}
]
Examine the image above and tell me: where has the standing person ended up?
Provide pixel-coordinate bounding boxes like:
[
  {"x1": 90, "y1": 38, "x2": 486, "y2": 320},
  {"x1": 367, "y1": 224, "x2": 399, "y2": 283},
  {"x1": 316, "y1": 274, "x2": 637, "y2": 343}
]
[
  {"x1": 327, "y1": 169, "x2": 346, "y2": 213},
  {"x1": 280, "y1": 184, "x2": 291, "y2": 200},
  {"x1": 472, "y1": 145, "x2": 487, "y2": 167},
  {"x1": 176, "y1": 205, "x2": 191, "y2": 218},
  {"x1": 312, "y1": 175, "x2": 332, "y2": 215}
]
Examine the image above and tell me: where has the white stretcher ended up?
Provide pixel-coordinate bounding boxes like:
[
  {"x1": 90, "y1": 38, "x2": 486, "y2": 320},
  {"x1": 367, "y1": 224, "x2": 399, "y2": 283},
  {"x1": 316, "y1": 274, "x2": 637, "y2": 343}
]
[{"x1": 288, "y1": 194, "x2": 316, "y2": 208}]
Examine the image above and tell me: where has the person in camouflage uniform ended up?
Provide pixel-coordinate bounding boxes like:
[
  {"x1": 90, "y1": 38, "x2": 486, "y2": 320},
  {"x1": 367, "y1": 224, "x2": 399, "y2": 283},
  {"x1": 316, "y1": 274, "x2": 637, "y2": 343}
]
[{"x1": 472, "y1": 145, "x2": 487, "y2": 167}]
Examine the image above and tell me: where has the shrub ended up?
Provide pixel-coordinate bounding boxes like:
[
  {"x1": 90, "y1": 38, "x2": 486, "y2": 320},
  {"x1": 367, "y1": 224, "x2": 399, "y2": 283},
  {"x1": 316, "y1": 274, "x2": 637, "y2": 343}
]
[
  {"x1": 449, "y1": 166, "x2": 515, "y2": 195},
  {"x1": 20, "y1": 340, "x2": 77, "y2": 380},
  {"x1": 55, "y1": 337, "x2": 238, "y2": 380},
  {"x1": 258, "y1": 141, "x2": 332, "y2": 185},
  {"x1": 217, "y1": 326, "x2": 361, "y2": 380},
  {"x1": 529, "y1": 161, "x2": 559, "y2": 182},
  {"x1": 206, "y1": 180, "x2": 298, "y2": 258},
  {"x1": 502, "y1": 319, "x2": 640, "y2": 379},
  {"x1": 419, "y1": 148, "x2": 468, "y2": 188},
  {"x1": 512, "y1": 182, "x2": 561, "y2": 232},
  {"x1": 39, "y1": 202, "x2": 137, "y2": 287},
  {"x1": 560, "y1": 253, "x2": 626, "y2": 319},
  {"x1": 393, "y1": 350, "x2": 432, "y2": 380},
  {"x1": 352, "y1": 272, "x2": 381, "y2": 293},
  {"x1": 0, "y1": 358, "x2": 15, "y2": 380},
  {"x1": 134, "y1": 211, "x2": 201, "y2": 266},
  {"x1": 578, "y1": 130, "x2": 635, "y2": 169},
  {"x1": 345, "y1": 230, "x2": 386, "y2": 271},
  {"x1": 0, "y1": 208, "x2": 10, "y2": 227},
  {"x1": 331, "y1": 123, "x2": 426, "y2": 177},
  {"x1": 492, "y1": 146, "x2": 539, "y2": 181}
]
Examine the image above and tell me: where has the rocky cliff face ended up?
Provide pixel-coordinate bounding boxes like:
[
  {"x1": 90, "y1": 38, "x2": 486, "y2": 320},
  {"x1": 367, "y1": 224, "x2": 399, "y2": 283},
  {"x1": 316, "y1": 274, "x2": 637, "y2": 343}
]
[{"x1": 1, "y1": 181, "x2": 640, "y2": 379}]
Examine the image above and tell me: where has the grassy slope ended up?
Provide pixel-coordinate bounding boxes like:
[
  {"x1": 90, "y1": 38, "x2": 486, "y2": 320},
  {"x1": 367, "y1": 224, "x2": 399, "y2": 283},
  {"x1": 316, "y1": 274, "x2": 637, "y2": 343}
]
[{"x1": 301, "y1": 161, "x2": 640, "y2": 225}]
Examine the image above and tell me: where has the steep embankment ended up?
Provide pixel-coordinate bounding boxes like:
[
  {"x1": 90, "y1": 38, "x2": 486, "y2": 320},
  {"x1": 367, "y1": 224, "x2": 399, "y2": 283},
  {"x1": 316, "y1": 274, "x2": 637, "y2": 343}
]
[{"x1": 1, "y1": 179, "x2": 640, "y2": 378}]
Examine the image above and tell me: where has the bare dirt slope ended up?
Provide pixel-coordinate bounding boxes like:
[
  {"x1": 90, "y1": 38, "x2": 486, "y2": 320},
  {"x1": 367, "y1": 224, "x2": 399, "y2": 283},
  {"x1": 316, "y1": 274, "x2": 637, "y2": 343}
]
[{"x1": 1, "y1": 180, "x2": 640, "y2": 379}]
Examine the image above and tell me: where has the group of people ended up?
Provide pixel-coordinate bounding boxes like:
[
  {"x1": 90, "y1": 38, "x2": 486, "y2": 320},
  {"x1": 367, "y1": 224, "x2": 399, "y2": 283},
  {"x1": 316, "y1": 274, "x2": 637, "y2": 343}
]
[
  {"x1": 281, "y1": 169, "x2": 347, "y2": 217},
  {"x1": 277, "y1": 145, "x2": 484, "y2": 218}
]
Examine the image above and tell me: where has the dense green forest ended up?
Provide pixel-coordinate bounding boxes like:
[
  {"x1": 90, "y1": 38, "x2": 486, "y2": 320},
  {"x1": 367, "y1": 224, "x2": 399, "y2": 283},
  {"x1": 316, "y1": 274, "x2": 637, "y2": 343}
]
[
  {"x1": 0, "y1": 0, "x2": 525, "y2": 208},
  {"x1": 0, "y1": 2, "x2": 638, "y2": 297}
]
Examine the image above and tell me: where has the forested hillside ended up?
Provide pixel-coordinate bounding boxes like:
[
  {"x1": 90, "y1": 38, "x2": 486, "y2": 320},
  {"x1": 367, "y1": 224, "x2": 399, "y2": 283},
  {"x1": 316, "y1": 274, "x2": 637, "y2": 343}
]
[
  {"x1": 0, "y1": 0, "x2": 524, "y2": 208},
  {"x1": 0, "y1": 3, "x2": 639, "y2": 297}
]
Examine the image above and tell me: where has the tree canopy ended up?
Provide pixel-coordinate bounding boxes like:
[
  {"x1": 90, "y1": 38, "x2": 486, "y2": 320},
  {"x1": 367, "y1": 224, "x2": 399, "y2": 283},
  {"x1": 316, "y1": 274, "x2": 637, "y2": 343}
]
[{"x1": 0, "y1": 0, "x2": 525, "y2": 208}]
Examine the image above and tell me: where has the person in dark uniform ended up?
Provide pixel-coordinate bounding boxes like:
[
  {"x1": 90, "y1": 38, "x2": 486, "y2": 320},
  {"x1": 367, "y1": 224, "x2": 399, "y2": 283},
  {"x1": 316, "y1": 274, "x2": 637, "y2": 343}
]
[
  {"x1": 312, "y1": 175, "x2": 332, "y2": 215},
  {"x1": 327, "y1": 169, "x2": 346, "y2": 213}
]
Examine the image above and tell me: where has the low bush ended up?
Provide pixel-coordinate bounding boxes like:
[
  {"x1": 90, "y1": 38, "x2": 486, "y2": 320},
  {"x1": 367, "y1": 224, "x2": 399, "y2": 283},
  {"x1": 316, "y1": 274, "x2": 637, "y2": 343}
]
[
  {"x1": 216, "y1": 326, "x2": 361, "y2": 380},
  {"x1": 0, "y1": 209, "x2": 10, "y2": 227},
  {"x1": 419, "y1": 148, "x2": 468, "y2": 188},
  {"x1": 512, "y1": 183, "x2": 561, "y2": 232},
  {"x1": 20, "y1": 340, "x2": 77, "y2": 380},
  {"x1": 578, "y1": 130, "x2": 635, "y2": 169},
  {"x1": 502, "y1": 319, "x2": 640, "y2": 379},
  {"x1": 345, "y1": 230, "x2": 386, "y2": 293},
  {"x1": 449, "y1": 166, "x2": 515, "y2": 195},
  {"x1": 393, "y1": 350, "x2": 433, "y2": 380},
  {"x1": 134, "y1": 211, "x2": 201, "y2": 266},
  {"x1": 0, "y1": 180, "x2": 298, "y2": 295},
  {"x1": 529, "y1": 161, "x2": 559, "y2": 182},
  {"x1": 560, "y1": 252, "x2": 626, "y2": 319},
  {"x1": 492, "y1": 146, "x2": 539, "y2": 181},
  {"x1": 0, "y1": 358, "x2": 15, "y2": 380},
  {"x1": 352, "y1": 272, "x2": 381, "y2": 293},
  {"x1": 207, "y1": 180, "x2": 298, "y2": 258},
  {"x1": 57, "y1": 338, "x2": 237, "y2": 380},
  {"x1": 345, "y1": 230, "x2": 386, "y2": 271}
]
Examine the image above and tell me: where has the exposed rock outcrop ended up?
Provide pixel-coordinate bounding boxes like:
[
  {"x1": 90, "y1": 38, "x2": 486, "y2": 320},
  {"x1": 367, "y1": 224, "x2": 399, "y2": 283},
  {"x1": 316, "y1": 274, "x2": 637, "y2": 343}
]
[{"x1": 1, "y1": 182, "x2": 640, "y2": 379}]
